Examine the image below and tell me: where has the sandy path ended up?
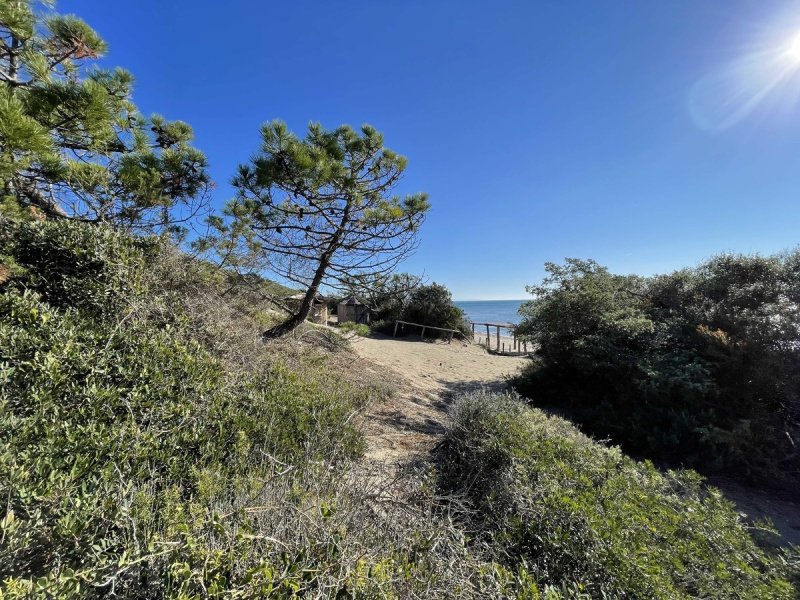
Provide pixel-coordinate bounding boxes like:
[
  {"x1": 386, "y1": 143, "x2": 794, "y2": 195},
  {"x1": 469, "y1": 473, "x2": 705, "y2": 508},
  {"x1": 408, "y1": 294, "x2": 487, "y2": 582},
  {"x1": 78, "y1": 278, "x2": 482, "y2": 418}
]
[
  {"x1": 348, "y1": 333, "x2": 800, "y2": 546},
  {"x1": 350, "y1": 333, "x2": 528, "y2": 462}
]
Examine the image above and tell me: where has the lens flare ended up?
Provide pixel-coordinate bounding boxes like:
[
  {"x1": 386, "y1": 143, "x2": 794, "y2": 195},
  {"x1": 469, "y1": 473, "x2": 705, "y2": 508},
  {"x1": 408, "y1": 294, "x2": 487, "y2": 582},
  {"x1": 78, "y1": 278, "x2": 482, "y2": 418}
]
[
  {"x1": 688, "y1": 26, "x2": 800, "y2": 132},
  {"x1": 787, "y1": 32, "x2": 800, "y2": 62}
]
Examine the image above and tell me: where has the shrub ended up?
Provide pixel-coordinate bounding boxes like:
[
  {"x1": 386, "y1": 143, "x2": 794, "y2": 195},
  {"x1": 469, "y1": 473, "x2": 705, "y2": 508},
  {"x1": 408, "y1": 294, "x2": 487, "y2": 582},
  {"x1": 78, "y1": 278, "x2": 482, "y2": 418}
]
[
  {"x1": 339, "y1": 321, "x2": 371, "y2": 337},
  {"x1": 438, "y1": 391, "x2": 798, "y2": 599},
  {"x1": 513, "y1": 257, "x2": 800, "y2": 488},
  {"x1": 0, "y1": 218, "x2": 160, "y2": 318},
  {"x1": 401, "y1": 283, "x2": 470, "y2": 338},
  {"x1": 0, "y1": 218, "x2": 380, "y2": 596},
  {"x1": 368, "y1": 318, "x2": 395, "y2": 335}
]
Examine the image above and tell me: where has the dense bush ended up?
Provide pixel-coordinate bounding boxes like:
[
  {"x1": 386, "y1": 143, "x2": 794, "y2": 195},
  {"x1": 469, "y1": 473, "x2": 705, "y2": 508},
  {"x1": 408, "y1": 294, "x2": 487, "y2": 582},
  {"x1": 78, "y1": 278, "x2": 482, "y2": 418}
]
[
  {"x1": 439, "y1": 391, "x2": 798, "y2": 598},
  {"x1": 0, "y1": 218, "x2": 391, "y2": 596},
  {"x1": 339, "y1": 321, "x2": 371, "y2": 337},
  {"x1": 0, "y1": 219, "x2": 159, "y2": 317},
  {"x1": 513, "y1": 257, "x2": 800, "y2": 488},
  {"x1": 400, "y1": 283, "x2": 471, "y2": 338},
  {"x1": 2, "y1": 217, "x2": 575, "y2": 598}
]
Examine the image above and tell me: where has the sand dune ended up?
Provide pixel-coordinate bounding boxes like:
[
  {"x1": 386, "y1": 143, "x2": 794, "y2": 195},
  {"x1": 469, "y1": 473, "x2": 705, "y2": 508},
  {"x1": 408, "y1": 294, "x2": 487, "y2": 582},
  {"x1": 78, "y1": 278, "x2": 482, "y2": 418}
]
[{"x1": 350, "y1": 333, "x2": 528, "y2": 462}]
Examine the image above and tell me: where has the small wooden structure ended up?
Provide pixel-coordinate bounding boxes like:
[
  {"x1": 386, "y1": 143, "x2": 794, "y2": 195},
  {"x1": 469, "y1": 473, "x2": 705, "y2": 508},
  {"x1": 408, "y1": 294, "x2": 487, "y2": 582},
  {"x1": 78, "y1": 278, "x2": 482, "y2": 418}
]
[
  {"x1": 393, "y1": 320, "x2": 461, "y2": 343},
  {"x1": 338, "y1": 296, "x2": 371, "y2": 324},
  {"x1": 284, "y1": 293, "x2": 328, "y2": 325}
]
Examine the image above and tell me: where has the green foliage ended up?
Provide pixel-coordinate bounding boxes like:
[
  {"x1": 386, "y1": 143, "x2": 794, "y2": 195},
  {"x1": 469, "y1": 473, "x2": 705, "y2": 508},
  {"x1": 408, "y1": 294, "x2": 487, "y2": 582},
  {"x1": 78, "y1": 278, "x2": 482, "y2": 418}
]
[
  {"x1": 201, "y1": 121, "x2": 429, "y2": 335},
  {"x1": 5, "y1": 220, "x2": 795, "y2": 599},
  {"x1": 341, "y1": 272, "x2": 422, "y2": 323},
  {"x1": 0, "y1": 218, "x2": 375, "y2": 596},
  {"x1": 400, "y1": 282, "x2": 470, "y2": 338},
  {"x1": 0, "y1": 217, "x2": 572, "y2": 599},
  {"x1": 0, "y1": 1, "x2": 210, "y2": 231},
  {"x1": 0, "y1": 217, "x2": 158, "y2": 316},
  {"x1": 439, "y1": 391, "x2": 798, "y2": 599},
  {"x1": 514, "y1": 256, "x2": 800, "y2": 488},
  {"x1": 339, "y1": 321, "x2": 371, "y2": 337},
  {"x1": 0, "y1": 86, "x2": 54, "y2": 180}
]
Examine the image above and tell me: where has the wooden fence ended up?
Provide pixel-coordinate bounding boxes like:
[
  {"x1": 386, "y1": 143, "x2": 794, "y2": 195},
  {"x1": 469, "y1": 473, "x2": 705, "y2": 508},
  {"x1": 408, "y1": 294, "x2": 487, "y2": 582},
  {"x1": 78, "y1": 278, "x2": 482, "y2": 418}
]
[
  {"x1": 470, "y1": 321, "x2": 529, "y2": 355},
  {"x1": 391, "y1": 319, "x2": 529, "y2": 354},
  {"x1": 393, "y1": 320, "x2": 461, "y2": 343}
]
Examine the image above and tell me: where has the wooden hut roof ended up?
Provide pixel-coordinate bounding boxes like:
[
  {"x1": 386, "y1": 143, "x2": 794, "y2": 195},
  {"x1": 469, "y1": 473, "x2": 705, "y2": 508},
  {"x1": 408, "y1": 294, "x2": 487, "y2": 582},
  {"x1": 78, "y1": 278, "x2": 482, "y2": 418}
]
[{"x1": 338, "y1": 296, "x2": 366, "y2": 306}]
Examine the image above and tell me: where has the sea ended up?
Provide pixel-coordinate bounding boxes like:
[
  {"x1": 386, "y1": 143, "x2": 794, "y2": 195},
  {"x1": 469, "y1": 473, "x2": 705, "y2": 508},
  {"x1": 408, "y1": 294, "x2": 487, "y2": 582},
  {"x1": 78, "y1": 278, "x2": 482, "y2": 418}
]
[{"x1": 454, "y1": 299, "x2": 527, "y2": 334}]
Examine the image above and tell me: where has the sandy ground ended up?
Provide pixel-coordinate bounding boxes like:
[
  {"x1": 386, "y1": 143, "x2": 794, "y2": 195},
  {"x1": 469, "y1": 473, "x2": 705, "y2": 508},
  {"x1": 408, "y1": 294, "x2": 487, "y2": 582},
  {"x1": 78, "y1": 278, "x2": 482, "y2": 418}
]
[
  {"x1": 350, "y1": 333, "x2": 528, "y2": 462},
  {"x1": 708, "y1": 476, "x2": 800, "y2": 546},
  {"x1": 350, "y1": 332, "x2": 800, "y2": 546}
]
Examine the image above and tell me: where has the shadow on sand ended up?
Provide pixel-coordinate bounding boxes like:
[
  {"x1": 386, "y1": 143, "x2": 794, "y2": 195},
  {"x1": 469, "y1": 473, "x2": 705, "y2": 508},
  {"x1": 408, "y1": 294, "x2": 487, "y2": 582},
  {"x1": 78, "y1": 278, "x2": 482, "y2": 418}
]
[{"x1": 367, "y1": 375, "x2": 514, "y2": 441}]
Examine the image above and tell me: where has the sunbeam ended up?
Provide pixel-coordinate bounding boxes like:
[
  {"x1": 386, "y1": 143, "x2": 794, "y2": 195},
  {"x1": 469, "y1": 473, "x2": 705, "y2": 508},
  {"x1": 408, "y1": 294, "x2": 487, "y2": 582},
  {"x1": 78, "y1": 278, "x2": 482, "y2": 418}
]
[
  {"x1": 786, "y1": 31, "x2": 800, "y2": 62},
  {"x1": 688, "y1": 27, "x2": 800, "y2": 132}
]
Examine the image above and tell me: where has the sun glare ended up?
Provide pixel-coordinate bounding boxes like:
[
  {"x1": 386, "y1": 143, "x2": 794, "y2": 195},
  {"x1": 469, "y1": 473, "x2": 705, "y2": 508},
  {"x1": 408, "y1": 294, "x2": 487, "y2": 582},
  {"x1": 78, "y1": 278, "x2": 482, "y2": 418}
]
[
  {"x1": 787, "y1": 32, "x2": 800, "y2": 63},
  {"x1": 688, "y1": 22, "x2": 800, "y2": 131}
]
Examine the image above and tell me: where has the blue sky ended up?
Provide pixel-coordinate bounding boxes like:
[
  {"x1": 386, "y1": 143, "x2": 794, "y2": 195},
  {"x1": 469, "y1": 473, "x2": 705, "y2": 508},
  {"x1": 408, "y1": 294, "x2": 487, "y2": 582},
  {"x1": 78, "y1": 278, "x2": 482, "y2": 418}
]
[{"x1": 65, "y1": 1, "x2": 800, "y2": 299}]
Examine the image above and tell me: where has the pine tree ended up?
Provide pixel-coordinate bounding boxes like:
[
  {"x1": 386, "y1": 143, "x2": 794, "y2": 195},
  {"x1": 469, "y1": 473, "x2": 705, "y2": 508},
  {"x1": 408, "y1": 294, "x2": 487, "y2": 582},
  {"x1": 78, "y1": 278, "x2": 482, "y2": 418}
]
[
  {"x1": 211, "y1": 120, "x2": 430, "y2": 337},
  {"x1": 0, "y1": 0, "x2": 210, "y2": 231}
]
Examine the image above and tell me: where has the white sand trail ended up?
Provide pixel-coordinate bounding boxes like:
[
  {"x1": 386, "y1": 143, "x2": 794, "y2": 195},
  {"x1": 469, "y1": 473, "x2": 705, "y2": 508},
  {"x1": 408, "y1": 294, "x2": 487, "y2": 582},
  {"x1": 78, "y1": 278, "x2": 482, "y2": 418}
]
[{"x1": 350, "y1": 333, "x2": 528, "y2": 462}]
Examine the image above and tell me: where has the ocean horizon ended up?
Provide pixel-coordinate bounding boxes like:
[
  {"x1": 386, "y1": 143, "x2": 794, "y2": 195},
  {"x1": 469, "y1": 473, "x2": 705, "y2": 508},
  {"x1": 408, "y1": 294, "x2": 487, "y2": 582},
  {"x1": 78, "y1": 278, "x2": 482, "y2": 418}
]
[{"x1": 454, "y1": 299, "x2": 528, "y2": 328}]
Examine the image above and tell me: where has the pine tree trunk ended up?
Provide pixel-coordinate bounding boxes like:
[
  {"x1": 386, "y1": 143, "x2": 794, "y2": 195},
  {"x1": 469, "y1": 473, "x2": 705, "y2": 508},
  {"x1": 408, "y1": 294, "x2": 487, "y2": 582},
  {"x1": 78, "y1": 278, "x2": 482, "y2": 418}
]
[
  {"x1": 263, "y1": 249, "x2": 333, "y2": 339},
  {"x1": 263, "y1": 195, "x2": 353, "y2": 339}
]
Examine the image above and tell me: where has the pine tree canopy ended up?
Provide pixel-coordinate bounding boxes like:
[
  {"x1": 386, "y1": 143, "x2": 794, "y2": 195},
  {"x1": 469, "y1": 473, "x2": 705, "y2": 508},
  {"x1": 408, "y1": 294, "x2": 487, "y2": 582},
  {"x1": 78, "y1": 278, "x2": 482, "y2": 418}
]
[
  {"x1": 0, "y1": 0, "x2": 210, "y2": 231},
  {"x1": 205, "y1": 120, "x2": 430, "y2": 335}
]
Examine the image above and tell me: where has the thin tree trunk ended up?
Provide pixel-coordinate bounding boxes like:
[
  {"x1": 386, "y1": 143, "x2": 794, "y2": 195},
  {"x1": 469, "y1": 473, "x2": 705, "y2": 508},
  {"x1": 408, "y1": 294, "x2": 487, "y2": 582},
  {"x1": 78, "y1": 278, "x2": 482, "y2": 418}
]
[
  {"x1": 263, "y1": 258, "x2": 328, "y2": 338},
  {"x1": 263, "y1": 189, "x2": 354, "y2": 339},
  {"x1": 264, "y1": 222, "x2": 344, "y2": 338}
]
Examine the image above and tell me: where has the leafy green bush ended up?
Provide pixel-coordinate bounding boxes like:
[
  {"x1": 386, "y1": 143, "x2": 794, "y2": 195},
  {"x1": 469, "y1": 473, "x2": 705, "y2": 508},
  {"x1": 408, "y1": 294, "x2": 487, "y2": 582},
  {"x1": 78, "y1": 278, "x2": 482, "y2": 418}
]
[
  {"x1": 339, "y1": 321, "x2": 371, "y2": 336},
  {"x1": 0, "y1": 218, "x2": 378, "y2": 596},
  {"x1": 0, "y1": 219, "x2": 570, "y2": 598},
  {"x1": 400, "y1": 283, "x2": 470, "y2": 338},
  {"x1": 0, "y1": 218, "x2": 160, "y2": 318},
  {"x1": 513, "y1": 257, "x2": 800, "y2": 488},
  {"x1": 439, "y1": 391, "x2": 798, "y2": 599}
]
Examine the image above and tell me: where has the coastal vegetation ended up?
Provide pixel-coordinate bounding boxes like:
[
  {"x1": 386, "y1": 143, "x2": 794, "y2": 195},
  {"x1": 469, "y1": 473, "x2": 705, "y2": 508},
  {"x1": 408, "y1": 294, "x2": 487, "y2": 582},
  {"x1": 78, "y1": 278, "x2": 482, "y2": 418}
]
[
  {"x1": 3, "y1": 218, "x2": 796, "y2": 597},
  {"x1": 439, "y1": 391, "x2": 797, "y2": 598},
  {"x1": 513, "y1": 257, "x2": 800, "y2": 490},
  {"x1": 365, "y1": 280, "x2": 471, "y2": 339},
  {"x1": 1, "y1": 1, "x2": 798, "y2": 598},
  {"x1": 400, "y1": 283, "x2": 472, "y2": 338},
  {"x1": 0, "y1": 218, "x2": 380, "y2": 595},
  {"x1": 198, "y1": 121, "x2": 430, "y2": 337}
]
